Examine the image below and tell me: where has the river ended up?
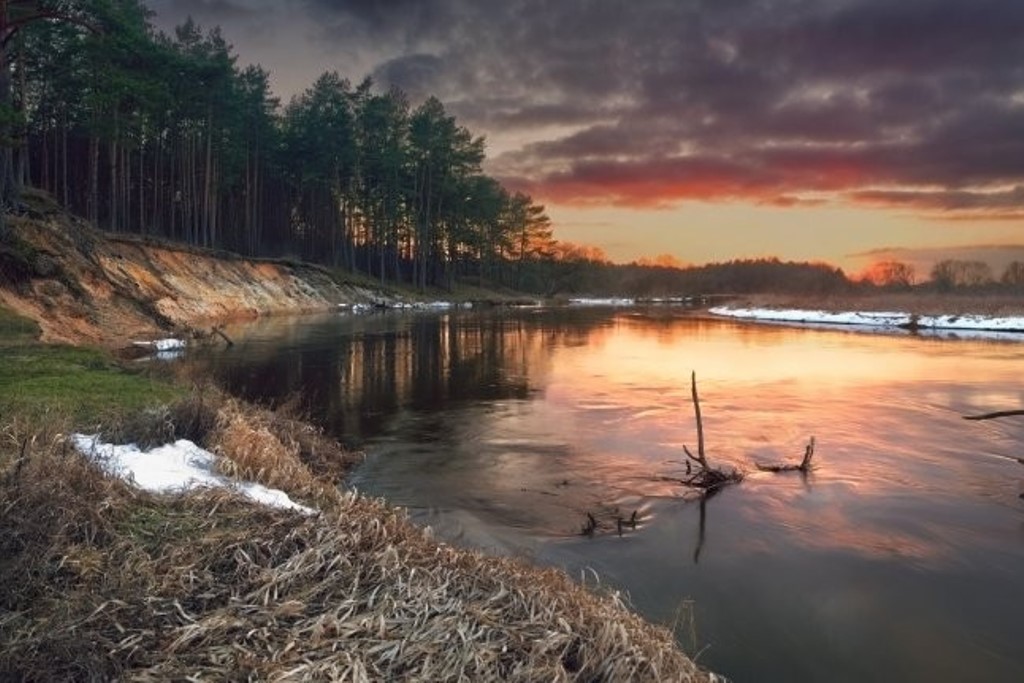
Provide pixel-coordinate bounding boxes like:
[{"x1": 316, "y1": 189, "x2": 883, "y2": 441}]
[{"x1": 198, "y1": 306, "x2": 1024, "y2": 682}]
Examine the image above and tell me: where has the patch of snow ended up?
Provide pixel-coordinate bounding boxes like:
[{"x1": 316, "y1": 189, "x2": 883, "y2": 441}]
[
  {"x1": 917, "y1": 314, "x2": 1024, "y2": 332},
  {"x1": 71, "y1": 434, "x2": 315, "y2": 514},
  {"x1": 709, "y1": 306, "x2": 910, "y2": 327},
  {"x1": 637, "y1": 297, "x2": 691, "y2": 305},
  {"x1": 132, "y1": 338, "x2": 186, "y2": 351},
  {"x1": 568, "y1": 297, "x2": 636, "y2": 307},
  {"x1": 709, "y1": 306, "x2": 1024, "y2": 338}
]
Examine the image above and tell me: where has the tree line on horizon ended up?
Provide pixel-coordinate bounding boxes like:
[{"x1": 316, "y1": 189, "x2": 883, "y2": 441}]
[{"x1": 860, "y1": 258, "x2": 1024, "y2": 293}]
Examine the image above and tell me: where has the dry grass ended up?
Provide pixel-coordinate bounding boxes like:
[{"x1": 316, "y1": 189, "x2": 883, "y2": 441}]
[
  {"x1": 209, "y1": 397, "x2": 354, "y2": 510},
  {"x1": 0, "y1": 415, "x2": 713, "y2": 682},
  {"x1": 105, "y1": 385, "x2": 220, "y2": 448}
]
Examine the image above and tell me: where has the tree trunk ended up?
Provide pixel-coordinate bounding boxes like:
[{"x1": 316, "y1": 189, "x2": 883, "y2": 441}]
[
  {"x1": 109, "y1": 135, "x2": 118, "y2": 231},
  {"x1": 203, "y1": 108, "x2": 213, "y2": 247},
  {"x1": 61, "y1": 112, "x2": 68, "y2": 207},
  {"x1": 89, "y1": 135, "x2": 99, "y2": 224},
  {"x1": 0, "y1": 14, "x2": 15, "y2": 238},
  {"x1": 14, "y1": 30, "x2": 26, "y2": 190}
]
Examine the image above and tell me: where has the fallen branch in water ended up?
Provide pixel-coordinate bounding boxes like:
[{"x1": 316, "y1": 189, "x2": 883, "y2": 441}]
[
  {"x1": 580, "y1": 507, "x2": 642, "y2": 537},
  {"x1": 756, "y1": 437, "x2": 817, "y2": 473},
  {"x1": 963, "y1": 410, "x2": 1024, "y2": 421},
  {"x1": 677, "y1": 372, "x2": 743, "y2": 493},
  {"x1": 211, "y1": 325, "x2": 235, "y2": 347}
]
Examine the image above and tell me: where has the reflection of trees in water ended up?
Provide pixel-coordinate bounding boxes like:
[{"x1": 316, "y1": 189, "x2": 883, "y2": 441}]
[{"x1": 207, "y1": 310, "x2": 611, "y2": 445}]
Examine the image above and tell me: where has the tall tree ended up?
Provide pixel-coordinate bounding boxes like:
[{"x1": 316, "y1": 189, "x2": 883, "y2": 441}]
[
  {"x1": 408, "y1": 96, "x2": 484, "y2": 289},
  {"x1": 0, "y1": 0, "x2": 94, "y2": 235}
]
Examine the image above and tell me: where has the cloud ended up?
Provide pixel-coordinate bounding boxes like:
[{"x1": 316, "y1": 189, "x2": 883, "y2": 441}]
[
  {"x1": 371, "y1": 54, "x2": 444, "y2": 99},
  {"x1": 851, "y1": 187, "x2": 1024, "y2": 215},
  {"x1": 150, "y1": 0, "x2": 260, "y2": 24},
  {"x1": 147, "y1": 0, "x2": 1024, "y2": 217}
]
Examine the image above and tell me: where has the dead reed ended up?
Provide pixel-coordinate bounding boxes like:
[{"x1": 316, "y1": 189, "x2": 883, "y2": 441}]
[
  {"x1": 209, "y1": 397, "x2": 352, "y2": 509},
  {"x1": 1, "y1": 414, "x2": 713, "y2": 682}
]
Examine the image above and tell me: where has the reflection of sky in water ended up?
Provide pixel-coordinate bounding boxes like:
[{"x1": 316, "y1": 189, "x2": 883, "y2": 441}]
[{"x1": 205, "y1": 310, "x2": 1024, "y2": 682}]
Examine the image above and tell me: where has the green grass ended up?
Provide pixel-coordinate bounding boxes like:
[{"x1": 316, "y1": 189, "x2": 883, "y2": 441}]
[
  {"x1": 115, "y1": 501, "x2": 204, "y2": 556},
  {"x1": 0, "y1": 342, "x2": 183, "y2": 425},
  {"x1": 0, "y1": 305, "x2": 40, "y2": 344}
]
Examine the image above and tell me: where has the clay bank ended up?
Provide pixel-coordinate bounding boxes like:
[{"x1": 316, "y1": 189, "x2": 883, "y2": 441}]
[{"x1": 0, "y1": 191, "x2": 399, "y2": 347}]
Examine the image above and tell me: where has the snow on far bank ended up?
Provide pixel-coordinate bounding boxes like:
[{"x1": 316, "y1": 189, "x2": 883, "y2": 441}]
[
  {"x1": 709, "y1": 306, "x2": 1024, "y2": 336},
  {"x1": 919, "y1": 313, "x2": 1024, "y2": 332},
  {"x1": 568, "y1": 297, "x2": 636, "y2": 306},
  {"x1": 71, "y1": 434, "x2": 316, "y2": 514},
  {"x1": 340, "y1": 300, "x2": 472, "y2": 314},
  {"x1": 709, "y1": 307, "x2": 911, "y2": 327}
]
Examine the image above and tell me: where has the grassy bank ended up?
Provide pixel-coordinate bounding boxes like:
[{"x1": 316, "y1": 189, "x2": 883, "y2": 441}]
[
  {"x1": 0, "y1": 305, "x2": 710, "y2": 681},
  {"x1": 0, "y1": 305, "x2": 184, "y2": 426}
]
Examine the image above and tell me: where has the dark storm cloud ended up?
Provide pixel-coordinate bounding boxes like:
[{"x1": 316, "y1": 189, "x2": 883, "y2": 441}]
[
  {"x1": 150, "y1": 0, "x2": 1024, "y2": 216},
  {"x1": 371, "y1": 54, "x2": 444, "y2": 98},
  {"x1": 151, "y1": 0, "x2": 257, "y2": 23}
]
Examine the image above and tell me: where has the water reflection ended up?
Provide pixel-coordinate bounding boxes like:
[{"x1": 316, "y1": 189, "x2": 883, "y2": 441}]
[
  {"x1": 199, "y1": 308, "x2": 1024, "y2": 682},
  {"x1": 213, "y1": 311, "x2": 608, "y2": 443}
]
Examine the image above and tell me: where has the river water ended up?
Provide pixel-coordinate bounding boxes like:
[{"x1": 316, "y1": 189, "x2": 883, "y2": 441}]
[{"x1": 200, "y1": 307, "x2": 1024, "y2": 682}]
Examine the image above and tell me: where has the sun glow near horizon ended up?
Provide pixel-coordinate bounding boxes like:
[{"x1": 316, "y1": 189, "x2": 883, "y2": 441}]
[{"x1": 543, "y1": 201, "x2": 1024, "y2": 273}]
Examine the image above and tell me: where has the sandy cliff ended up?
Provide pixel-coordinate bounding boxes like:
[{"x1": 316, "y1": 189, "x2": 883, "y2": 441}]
[{"x1": 0, "y1": 191, "x2": 386, "y2": 346}]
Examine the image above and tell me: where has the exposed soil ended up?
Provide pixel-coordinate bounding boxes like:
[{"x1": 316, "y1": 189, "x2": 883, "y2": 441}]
[{"x1": 0, "y1": 191, "x2": 390, "y2": 347}]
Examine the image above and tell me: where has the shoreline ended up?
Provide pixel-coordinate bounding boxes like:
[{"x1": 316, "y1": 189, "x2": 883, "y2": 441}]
[
  {"x1": 0, "y1": 379, "x2": 714, "y2": 681},
  {"x1": 708, "y1": 296, "x2": 1024, "y2": 340}
]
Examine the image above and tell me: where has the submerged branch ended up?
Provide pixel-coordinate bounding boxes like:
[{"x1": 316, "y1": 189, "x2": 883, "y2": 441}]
[
  {"x1": 690, "y1": 371, "x2": 707, "y2": 469},
  {"x1": 679, "y1": 372, "x2": 742, "y2": 493},
  {"x1": 211, "y1": 325, "x2": 235, "y2": 348},
  {"x1": 963, "y1": 410, "x2": 1024, "y2": 421},
  {"x1": 756, "y1": 437, "x2": 817, "y2": 473}
]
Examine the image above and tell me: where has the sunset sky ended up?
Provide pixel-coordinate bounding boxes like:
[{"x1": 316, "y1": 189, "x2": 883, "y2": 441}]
[{"x1": 148, "y1": 0, "x2": 1024, "y2": 275}]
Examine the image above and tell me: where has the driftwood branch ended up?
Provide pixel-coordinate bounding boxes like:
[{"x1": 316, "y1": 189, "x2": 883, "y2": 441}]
[
  {"x1": 581, "y1": 508, "x2": 641, "y2": 537},
  {"x1": 756, "y1": 437, "x2": 817, "y2": 473},
  {"x1": 678, "y1": 372, "x2": 743, "y2": 492},
  {"x1": 691, "y1": 371, "x2": 707, "y2": 468},
  {"x1": 211, "y1": 325, "x2": 235, "y2": 347},
  {"x1": 963, "y1": 410, "x2": 1024, "y2": 421}
]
